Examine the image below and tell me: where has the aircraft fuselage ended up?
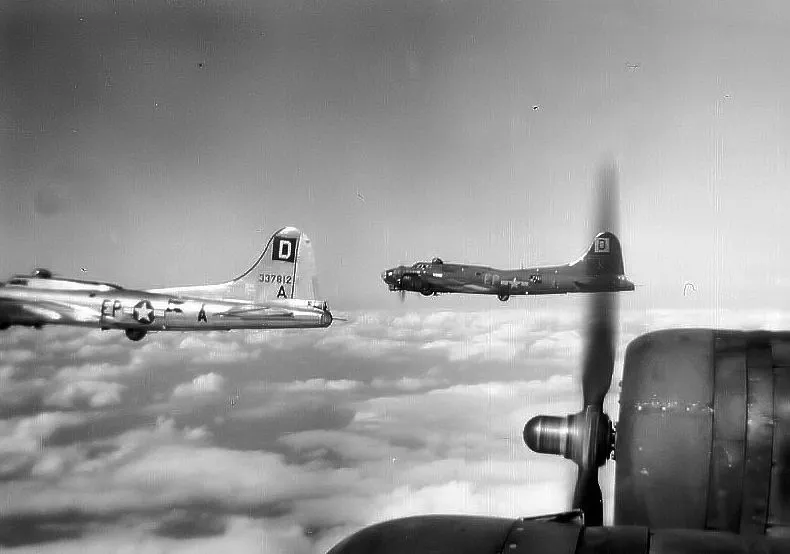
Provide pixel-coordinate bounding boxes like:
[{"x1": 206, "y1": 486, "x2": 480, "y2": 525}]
[
  {"x1": 0, "y1": 227, "x2": 334, "y2": 341},
  {"x1": 382, "y1": 262, "x2": 633, "y2": 299},
  {"x1": 0, "y1": 277, "x2": 331, "y2": 336},
  {"x1": 381, "y1": 232, "x2": 635, "y2": 301}
]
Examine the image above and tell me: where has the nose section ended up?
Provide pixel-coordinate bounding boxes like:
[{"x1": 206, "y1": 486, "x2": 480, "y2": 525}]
[
  {"x1": 382, "y1": 268, "x2": 400, "y2": 288},
  {"x1": 321, "y1": 308, "x2": 333, "y2": 327}
]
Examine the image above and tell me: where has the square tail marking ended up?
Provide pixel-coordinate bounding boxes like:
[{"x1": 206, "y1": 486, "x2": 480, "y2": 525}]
[
  {"x1": 594, "y1": 237, "x2": 610, "y2": 253},
  {"x1": 272, "y1": 236, "x2": 298, "y2": 263}
]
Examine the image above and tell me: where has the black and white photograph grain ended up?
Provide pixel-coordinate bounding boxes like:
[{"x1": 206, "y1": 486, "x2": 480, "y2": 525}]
[{"x1": 2, "y1": 1, "x2": 790, "y2": 553}]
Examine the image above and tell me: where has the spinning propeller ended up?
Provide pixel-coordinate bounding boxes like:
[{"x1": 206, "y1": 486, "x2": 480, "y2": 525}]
[{"x1": 523, "y1": 163, "x2": 620, "y2": 526}]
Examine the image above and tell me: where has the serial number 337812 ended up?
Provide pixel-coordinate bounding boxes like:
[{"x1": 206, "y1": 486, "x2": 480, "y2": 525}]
[{"x1": 258, "y1": 274, "x2": 293, "y2": 284}]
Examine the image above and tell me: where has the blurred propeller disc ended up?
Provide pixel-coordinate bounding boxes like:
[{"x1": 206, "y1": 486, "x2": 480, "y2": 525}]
[{"x1": 524, "y1": 161, "x2": 621, "y2": 526}]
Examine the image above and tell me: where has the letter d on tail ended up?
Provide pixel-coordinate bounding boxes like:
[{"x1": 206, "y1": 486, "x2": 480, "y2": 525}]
[
  {"x1": 581, "y1": 232, "x2": 624, "y2": 277},
  {"x1": 274, "y1": 237, "x2": 297, "y2": 262}
]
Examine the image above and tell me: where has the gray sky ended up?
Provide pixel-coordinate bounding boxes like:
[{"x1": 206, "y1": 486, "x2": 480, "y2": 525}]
[
  {"x1": 3, "y1": 1, "x2": 790, "y2": 311},
  {"x1": 3, "y1": 2, "x2": 790, "y2": 551}
]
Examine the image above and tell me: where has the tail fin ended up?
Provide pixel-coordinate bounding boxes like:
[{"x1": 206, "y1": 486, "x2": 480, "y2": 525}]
[
  {"x1": 575, "y1": 232, "x2": 626, "y2": 277},
  {"x1": 233, "y1": 227, "x2": 320, "y2": 301}
]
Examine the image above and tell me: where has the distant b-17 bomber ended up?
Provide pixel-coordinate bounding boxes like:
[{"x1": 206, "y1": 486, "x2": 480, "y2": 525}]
[
  {"x1": 382, "y1": 231, "x2": 634, "y2": 301},
  {"x1": 0, "y1": 227, "x2": 333, "y2": 341}
]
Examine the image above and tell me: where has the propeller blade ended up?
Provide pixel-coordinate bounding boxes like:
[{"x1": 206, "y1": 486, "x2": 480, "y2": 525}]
[
  {"x1": 524, "y1": 161, "x2": 622, "y2": 528},
  {"x1": 581, "y1": 292, "x2": 617, "y2": 409},
  {"x1": 572, "y1": 465, "x2": 603, "y2": 526},
  {"x1": 399, "y1": 289, "x2": 406, "y2": 303},
  {"x1": 581, "y1": 163, "x2": 619, "y2": 410},
  {"x1": 595, "y1": 160, "x2": 619, "y2": 236}
]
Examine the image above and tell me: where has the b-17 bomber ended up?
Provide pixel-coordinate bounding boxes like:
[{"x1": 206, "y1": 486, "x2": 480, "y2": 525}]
[
  {"x1": 0, "y1": 227, "x2": 333, "y2": 341},
  {"x1": 382, "y1": 231, "x2": 635, "y2": 301}
]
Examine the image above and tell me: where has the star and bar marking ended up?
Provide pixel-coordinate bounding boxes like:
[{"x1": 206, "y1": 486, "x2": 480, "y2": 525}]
[{"x1": 133, "y1": 300, "x2": 155, "y2": 324}]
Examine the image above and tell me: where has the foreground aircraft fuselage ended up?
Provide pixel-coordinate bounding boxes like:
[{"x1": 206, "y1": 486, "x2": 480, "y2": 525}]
[
  {"x1": 381, "y1": 232, "x2": 634, "y2": 301},
  {"x1": 0, "y1": 227, "x2": 332, "y2": 341}
]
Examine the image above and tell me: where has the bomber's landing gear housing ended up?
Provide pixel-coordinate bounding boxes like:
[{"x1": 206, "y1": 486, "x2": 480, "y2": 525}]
[
  {"x1": 125, "y1": 329, "x2": 147, "y2": 341},
  {"x1": 497, "y1": 292, "x2": 510, "y2": 302}
]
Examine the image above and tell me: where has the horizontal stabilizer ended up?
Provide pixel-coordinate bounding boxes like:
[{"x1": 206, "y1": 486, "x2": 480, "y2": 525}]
[{"x1": 217, "y1": 306, "x2": 295, "y2": 319}]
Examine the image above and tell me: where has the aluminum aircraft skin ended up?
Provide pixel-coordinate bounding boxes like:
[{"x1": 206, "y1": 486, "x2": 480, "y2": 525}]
[
  {"x1": 381, "y1": 232, "x2": 635, "y2": 301},
  {"x1": 0, "y1": 227, "x2": 333, "y2": 341}
]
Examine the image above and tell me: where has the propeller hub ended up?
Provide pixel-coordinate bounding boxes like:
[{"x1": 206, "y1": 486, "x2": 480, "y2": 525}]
[
  {"x1": 523, "y1": 415, "x2": 572, "y2": 459},
  {"x1": 524, "y1": 409, "x2": 613, "y2": 468}
]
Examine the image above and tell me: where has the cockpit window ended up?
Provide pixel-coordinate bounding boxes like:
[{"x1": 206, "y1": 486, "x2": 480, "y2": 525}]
[{"x1": 431, "y1": 257, "x2": 444, "y2": 265}]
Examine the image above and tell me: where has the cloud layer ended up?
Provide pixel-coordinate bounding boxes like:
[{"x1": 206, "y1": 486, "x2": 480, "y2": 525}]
[{"x1": 0, "y1": 306, "x2": 784, "y2": 551}]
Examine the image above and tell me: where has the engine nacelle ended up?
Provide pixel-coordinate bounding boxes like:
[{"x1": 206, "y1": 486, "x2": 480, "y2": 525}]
[
  {"x1": 328, "y1": 513, "x2": 790, "y2": 553},
  {"x1": 615, "y1": 329, "x2": 790, "y2": 536}
]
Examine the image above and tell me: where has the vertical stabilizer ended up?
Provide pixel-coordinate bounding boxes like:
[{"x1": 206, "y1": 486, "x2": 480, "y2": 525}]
[
  {"x1": 576, "y1": 232, "x2": 626, "y2": 277},
  {"x1": 234, "y1": 227, "x2": 319, "y2": 302}
]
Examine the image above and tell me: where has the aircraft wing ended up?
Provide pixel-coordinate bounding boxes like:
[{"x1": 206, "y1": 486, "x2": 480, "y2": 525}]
[
  {"x1": 0, "y1": 298, "x2": 102, "y2": 324},
  {"x1": 215, "y1": 305, "x2": 295, "y2": 320}
]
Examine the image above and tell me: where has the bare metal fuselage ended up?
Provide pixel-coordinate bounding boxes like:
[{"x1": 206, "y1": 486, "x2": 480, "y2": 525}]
[{"x1": 0, "y1": 278, "x2": 331, "y2": 333}]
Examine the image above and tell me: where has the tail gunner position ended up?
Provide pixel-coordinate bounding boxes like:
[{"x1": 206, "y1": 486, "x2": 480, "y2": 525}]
[
  {"x1": 382, "y1": 232, "x2": 635, "y2": 301},
  {"x1": 0, "y1": 227, "x2": 333, "y2": 341}
]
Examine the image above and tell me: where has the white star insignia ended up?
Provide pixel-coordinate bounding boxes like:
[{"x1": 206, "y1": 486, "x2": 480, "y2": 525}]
[{"x1": 133, "y1": 301, "x2": 155, "y2": 324}]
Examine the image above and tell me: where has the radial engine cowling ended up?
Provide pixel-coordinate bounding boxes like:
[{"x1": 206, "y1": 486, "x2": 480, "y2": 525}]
[
  {"x1": 399, "y1": 274, "x2": 421, "y2": 292},
  {"x1": 615, "y1": 329, "x2": 790, "y2": 536}
]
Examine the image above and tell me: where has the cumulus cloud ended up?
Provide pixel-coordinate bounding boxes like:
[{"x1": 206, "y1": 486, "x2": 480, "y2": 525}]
[
  {"x1": 272, "y1": 379, "x2": 363, "y2": 393},
  {"x1": 370, "y1": 376, "x2": 449, "y2": 392},
  {"x1": 0, "y1": 349, "x2": 36, "y2": 364},
  {"x1": 3, "y1": 516, "x2": 313, "y2": 554},
  {"x1": 279, "y1": 430, "x2": 410, "y2": 463},
  {"x1": 172, "y1": 373, "x2": 226, "y2": 399},
  {"x1": 0, "y1": 412, "x2": 88, "y2": 454},
  {"x1": 54, "y1": 362, "x2": 139, "y2": 382},
  {"x1": 45, "y1": 381, "x2": 125, "y2": 409}
]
